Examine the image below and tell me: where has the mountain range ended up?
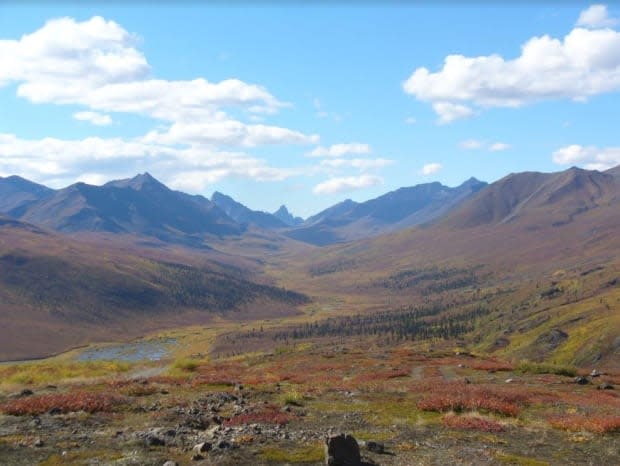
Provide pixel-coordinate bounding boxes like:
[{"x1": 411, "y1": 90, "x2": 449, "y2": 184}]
[
  {"x1": 0, "y1": 172, "x2": 490, "y2": 247},
  {"x1": 1, "y1": 164, "x2": 620, "y2": 362}
]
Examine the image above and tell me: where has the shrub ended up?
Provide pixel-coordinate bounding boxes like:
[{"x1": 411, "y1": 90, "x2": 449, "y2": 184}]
[
  {"x1": 548, "y1": 414, "x2": 620, "y2": 433},
  {"x1": 516, "y1": 361, "x2": 576, "y2": 377},
  {"x1": 0, "y1": 392, "x2": 124, "y2": 415},
  {"x1": 417, "y1": 383, "x2": 528, "y2": 417}
]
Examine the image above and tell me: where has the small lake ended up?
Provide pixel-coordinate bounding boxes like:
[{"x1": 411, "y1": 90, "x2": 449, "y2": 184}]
[{"x1": 75, "y1": 337, "x2": 177, "y2": 362}]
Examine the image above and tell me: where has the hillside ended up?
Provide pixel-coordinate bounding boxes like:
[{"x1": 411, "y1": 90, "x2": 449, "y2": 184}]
[
  {"x1": 442, "y1": 167, "x2": 618, "y2": 228},
  {"x1": 14, "y1": 173, "x2": 243, "y2": 247},
  {"x1": 0, "y1": 175, "x2": 53, "y2": 215},
  {"x1": 212, "y1": 191, "x2": 286, "y2": 229},
  {"x1": 269, "y1": 166, "x2": 620, "y2": 368},
  {"x1": 0, "y1": 218, "x2": 307, "y2": 360},
  {"x1": 285, "y1": 178, "x2": 487, "y2": 245}
]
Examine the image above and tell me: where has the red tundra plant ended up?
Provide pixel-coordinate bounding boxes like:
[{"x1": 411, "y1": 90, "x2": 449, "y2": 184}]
[{"x1": 0, "y1": 392, "x2": 124, "y2": 415}]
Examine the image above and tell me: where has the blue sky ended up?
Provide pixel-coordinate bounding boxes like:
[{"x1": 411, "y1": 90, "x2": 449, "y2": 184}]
[{"x1": 1, "y1": 3, "x2": 619, "y2": 217}]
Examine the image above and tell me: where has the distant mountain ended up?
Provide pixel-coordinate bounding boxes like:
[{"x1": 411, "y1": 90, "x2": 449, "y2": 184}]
[
  {"x1": 0, "y1": 175, "x2": 53, "y2": 215},
  {"x1": 212, "y1": 191, "x2": 286, "y2": 229},
  {"x1": 443, "y1": 167, "x2": 619, "y2": 229},
  {"x1": 273, "y1": 205, "x2": 303, "y2": 226},
  {"x1": 15, "y1": 173, "x2": 243, "y2": 247},
  {"x1": 607, "y1": 165, "x2": 620, "y2": 178},
  {"x1": 286, "y1": 178, "x2": 487, "y2": 246}
]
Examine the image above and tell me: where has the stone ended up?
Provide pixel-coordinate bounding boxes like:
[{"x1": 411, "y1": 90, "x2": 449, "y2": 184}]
[
  {"x1": 19, "y1": 389, "x2": 34, "y2": 397},
  {"x1": 591, "y1": 369, "x2": 601, "y2": 377},
  {"x1": 324, "y1": 433, "x2": 361, "y2": 466},
  {"x1": 33, "y1": 438, "x2": 44, "y2": 448},
  {"x1": 163, "y1": 462, "x2": 178, "y2": 466},
  {"x1": 598, "y1": 383, "x2": 614, "y2": 390},
  {"x1": 573, "y1": 376, "x2": 589, "y2": 385},
  {"x1": 366, "y1": 441, "x2": 385, "y2": 454},
  {"x1": 193, "y1": 442, "x2": 212, "y2": 453},
  {"x1": 145, "y1": 434, "x2": 166, "y2": 446},
  {"x1": 217, "y1": 440, "x2": 232, "y2": 449}
]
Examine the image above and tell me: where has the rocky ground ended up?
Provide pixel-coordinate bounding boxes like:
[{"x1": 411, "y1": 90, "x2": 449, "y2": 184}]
[{"x1": 1, "y1": 344, "x2": 619, "y2": 465}]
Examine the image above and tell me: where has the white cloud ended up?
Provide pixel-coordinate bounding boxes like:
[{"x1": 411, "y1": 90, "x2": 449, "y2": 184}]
[
  {"x1": 313, "y1": 174, "x2": 383, "y2": 195},
  {"x1": 403, "y1": 11, "x2": 620, "y2": 122},
  {"x1": 307, "y1": 143, "x2": 372, "y2": 158},
  {"x1": 460, "y1": 140, "x2": 511, "y2": 151},
  {"x1": 552, "y1": 144, "x2": 620, "y2": 170},
  {"x1": 433, "y1": 102, "x2": 474, "y2": 124},
  {"x1": 488, "y1": 142, "x2": 511, "y2": 152},
  {"x1": 0, "y1": 16, "x2": 313, "y2": 151},
  {"x1": 420, "y1": 163, "x2": 443, "y2": 176},
  {"x1": 145, "y1": 121, "x2": 319, "y2": 148},
  {"x1": 577, "y1": 4, "x2": 617, "y2": 28},
  {"x1": 460, "y1": 139, "x2": 484, "y2": 150},
  {"x1": 73, "y1": 111, "x2": 112, "y2": 126},
  {"x1": 0, "y1": 132, "x2": 299, "y2": 188},
  {"x1": 405, "y1": 116, "x2": 417, "y2": 125},
  {"x1": 320, "y1": 158, "x2": 394, "y2": 171}
]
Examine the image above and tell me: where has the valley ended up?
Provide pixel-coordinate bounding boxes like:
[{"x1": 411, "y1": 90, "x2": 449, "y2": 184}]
[{"x1": 0, "y1": 165, "x2": 619, "y2": 465}]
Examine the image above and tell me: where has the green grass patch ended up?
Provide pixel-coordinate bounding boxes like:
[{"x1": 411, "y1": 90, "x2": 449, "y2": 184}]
[
  {"x1": 516, "y1": 361, "x2": 576, "y2": 377},
  {"x1": 496, "y1": 452, "x2": 550, "y2": 466},
  {"x1": 0, "y1": 360, "x2": 130, "y2": 388},
  {"x1": 171, "y1": 357, "x2": 200, "y2": 372}
]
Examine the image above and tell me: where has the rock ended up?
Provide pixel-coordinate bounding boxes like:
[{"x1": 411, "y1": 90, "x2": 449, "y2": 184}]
[
  {"x1": 217, "y1": 440, "x2": 232, "y2": 449},
  {"x1": 324, "y1": 433, "x2": 361, "y2": 466},
  {"x1": 191, "y1": 454, "x2": 203, "y2": 461},
  {"x1": 192, "y1": 442, "x2": 212, "y2": 453},
  {"x1": 33, "y1": 438, "x2": 44, "y2": 448},
  {"x1": 163, "y1": 462, "x2": 178, "y2": 466},
  {"x1": 505, "y1": 378, "x2": 514, "y2": 384},
  {"x1": 574, "y1": 376, "x2": 589, "y2": 385},
  {"x1": 205, "y1": 425, "x2": 221, "y2": 439},
  {"x1": 145, "y1": 434, "x2": 166, "y2": 447},
  {"x1": 48, "y1": 407, "x2": 62, "y2": 415},
  {"x1": 19, "y1": 389, "x2": 34, "y2": 397},
  {"x1": 366, "y1": 441, "x2": 385, "y2": 454},
  {"x1": 598, "y1": 383, "x2": 614, "y2": 390},
  {"x1": 590, "y1": 369, "x2": 601, "y2": 377}
]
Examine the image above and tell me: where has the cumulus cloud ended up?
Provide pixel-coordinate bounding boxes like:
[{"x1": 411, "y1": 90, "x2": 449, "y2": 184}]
[
  {"x1": 420, "y1": 163, "x2": 442, "y2": 176},
  {"x1": 488, "y1": 142, "x2": 511, "y2": 152},
  {"x1": 460, "y1": 139, "x2": 484, "y2": 150},
  {"x1": 0, "y1": 132, "x2": 298, "y2": 188},
  {"x1": 460, "y1": 140, "x2": 511, "y2": 151},
  {"x1": 144, "y1": 121, "x2": 319, "y2": 148},
  {"x1": 403, "y1": 6, "x2": 620, "y2": 122},
  {"x1": 73, "y1": 111, "x2": 112, "y2": 126},
  {"x1": 0, "y1": 16, "x2": 313, "y2": 150},
  {"x1": 552, "y1": 144, "x2": 620, "y2": 170},
  {"x1": 307, "y1": 143, "x2": 371, "y2": 158},
  {"x1": 0, "y1": 16, "x2": 326, "y2": 188},
  {"x1": 313, "y1": 174, "x2": 383, "y2": 195},
  {"x1": 320, "y1": 158, "x2": 394, "y2": 171},
  {"x1": 433, "y1": 102, "x2": 474, "y2": 124},
  {"x1": 577, "y1": 4, "x2": 617, "y2": 28}
]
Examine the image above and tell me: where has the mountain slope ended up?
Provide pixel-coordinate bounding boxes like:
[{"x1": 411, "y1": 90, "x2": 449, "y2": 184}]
[
  {"x1": 212, "y1": 191, "x2": 286, "y2": 229},
  {"x1": 16, "y1": 173, "x2": 243, "y2": 247},
  {"x1": 273, "y1": 165, "x2": 620, "y2": 368},
  {"x1": 286, "y1": 178, "x2": 487, "y2": 245},
  {"x1": 0, "y1": 218, "x2": 307, "y2": 360},
  {"x1": 443, "y1": 167, "x2": 618, "y2": 228},
  {"x1": 0, "y1": 175, "x2": 53, "y2": 215}
]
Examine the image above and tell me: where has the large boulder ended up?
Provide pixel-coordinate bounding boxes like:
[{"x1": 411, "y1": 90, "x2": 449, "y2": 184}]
[{"x1": 324, "y1": 433, "x2": 361, "y2": 466}]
